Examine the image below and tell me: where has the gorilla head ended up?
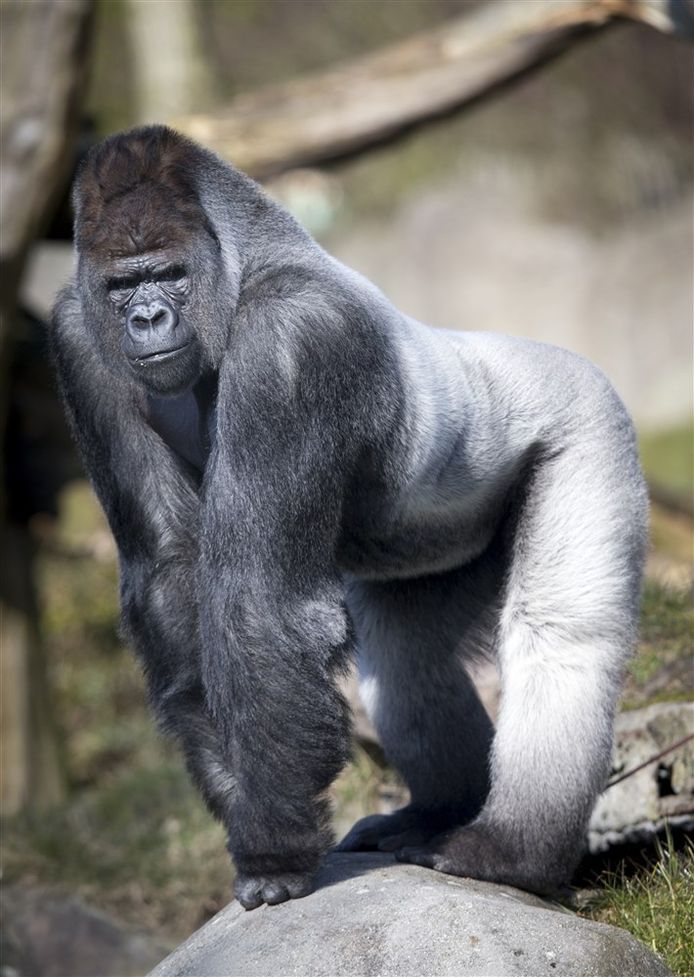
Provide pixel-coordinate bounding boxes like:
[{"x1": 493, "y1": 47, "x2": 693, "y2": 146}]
[{"x1": 73, "y1": 128, "x2": 233, "y2": 396}]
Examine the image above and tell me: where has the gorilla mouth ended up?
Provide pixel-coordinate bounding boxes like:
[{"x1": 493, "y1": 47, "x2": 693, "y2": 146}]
[{"x1": 132, "y1": 341, "x2": 191, "y2": 365}]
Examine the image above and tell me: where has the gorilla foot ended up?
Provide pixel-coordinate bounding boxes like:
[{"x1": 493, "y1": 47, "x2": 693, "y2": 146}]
[
  {"x1": 336, "y1": 805, "x2": 459, "y2": 854},
  {"x1": 234, "y1": 870, "x2": 314, "y2": 910},
  {"x1": 396, "y1": 824, "x2": 563, "y2": 895}
]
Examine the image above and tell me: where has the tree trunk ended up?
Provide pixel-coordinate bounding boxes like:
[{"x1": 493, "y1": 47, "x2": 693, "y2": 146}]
[
  {"x1": 0, "y1": 0, "x2": 93, "y2": 816},
  {"x1": 126, "y1": 0, "x2": 214, "y2": 124}
]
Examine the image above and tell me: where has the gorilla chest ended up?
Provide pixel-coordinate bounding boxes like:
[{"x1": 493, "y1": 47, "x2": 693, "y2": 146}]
[{"x1": 146, "y1": 383, "x2": 216, "y2": 473}]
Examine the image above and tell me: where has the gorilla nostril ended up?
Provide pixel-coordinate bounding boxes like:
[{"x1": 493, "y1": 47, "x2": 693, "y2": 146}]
[{"x1": 127, "y1": 303, "x2": 176, "y2": 336}]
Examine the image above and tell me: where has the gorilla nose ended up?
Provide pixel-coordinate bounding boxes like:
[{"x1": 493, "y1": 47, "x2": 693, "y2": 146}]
[{"x1": 126, "y1": 302, "x2": 178, "y2": 343}]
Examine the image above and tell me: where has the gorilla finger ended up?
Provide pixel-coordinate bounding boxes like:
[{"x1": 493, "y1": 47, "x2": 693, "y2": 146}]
[
  {"x1": 335, "y1": 835, "x2": 376, "y2": 852},
  {"x1": 333, "y1": 837, "x2": 353, "y2": 852},
  {"x1": 236, "y1": 890, "x2": 264, "y2": 910},
  {"x1": 234, "y1": 878, "x2": 264, "y2": 911},
  {"x1": 285, "y1": 874, "x2": 314, "y2": 900},
  {"x1": 335, "y1": 830, "x2": 365, "y2": 851},
  {"x1": 335, "y1": 815, "x2": 391, "y2": 851},
  {"x1": 261, "y1": 881, "x2": 290, "y2": 905}
]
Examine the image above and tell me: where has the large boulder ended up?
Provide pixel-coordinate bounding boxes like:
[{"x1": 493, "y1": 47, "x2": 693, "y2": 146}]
[{"x1": 148, "y1": 853, "x2": 671, "y2": 977}]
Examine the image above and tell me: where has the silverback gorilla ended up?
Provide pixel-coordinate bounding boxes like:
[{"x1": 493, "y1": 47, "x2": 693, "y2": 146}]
[{"x1": 51, "y1": 126, "x2": 648, "y2": 910}]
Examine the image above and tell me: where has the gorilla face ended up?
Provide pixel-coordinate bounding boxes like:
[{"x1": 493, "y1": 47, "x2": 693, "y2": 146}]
[
  {"x1": 102, "y1": 249, "x2": 201, "y2": 394},
  {"x1": 73, "y1": 128, "x2": 234, "y2": 396},
  {"x1": 80, "y1": 233, "x2": 225, "y2": 396},
  {"x1": 77, "y1": 217, "x2": 231, "y2": 396}
]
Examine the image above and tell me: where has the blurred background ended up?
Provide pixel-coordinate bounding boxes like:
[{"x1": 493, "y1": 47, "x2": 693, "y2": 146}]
[{"x1": 1, "y1": 2, "x2": 692, "y2": 975}]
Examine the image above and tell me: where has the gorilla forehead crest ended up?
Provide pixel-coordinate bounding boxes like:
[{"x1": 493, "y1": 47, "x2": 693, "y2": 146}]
[{"x1": 75, "y1": 127, "x2": 211, "y2": 258}]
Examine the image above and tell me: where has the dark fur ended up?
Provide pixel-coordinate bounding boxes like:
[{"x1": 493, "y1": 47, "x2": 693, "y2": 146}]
[{"x1": 51, "y1": 126, "x2": 647, "y2": 910}]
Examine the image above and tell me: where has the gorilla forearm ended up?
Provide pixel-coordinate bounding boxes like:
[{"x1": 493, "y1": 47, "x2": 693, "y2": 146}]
[
  {"x1": 211, "y1": 601, "x2": 351, "y2": 886},
  {"x1": 197, "y1": 358, "x2": 356, "y2": 898}
]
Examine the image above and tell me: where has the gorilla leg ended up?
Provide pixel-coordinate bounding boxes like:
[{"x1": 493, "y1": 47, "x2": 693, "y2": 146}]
[
  {"x1": 397, "y1": 441, "x2": 647, "y2": 892},
  {"x1": 338, "y1": 568, "x2": 497, "y2": 852}
]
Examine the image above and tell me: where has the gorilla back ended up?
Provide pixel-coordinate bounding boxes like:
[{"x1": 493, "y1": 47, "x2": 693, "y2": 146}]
[{"x1": 51, "y1": 126, "x2": 648, "y2": 910}]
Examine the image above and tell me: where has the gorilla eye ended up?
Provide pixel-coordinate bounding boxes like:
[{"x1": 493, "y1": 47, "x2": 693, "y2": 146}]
[
  {"x1": 157, "y1": 264, "x2": 187, "y2": 283},
  {"x1": 106, "y1": 275, "x2": 139, "y2": 292}
]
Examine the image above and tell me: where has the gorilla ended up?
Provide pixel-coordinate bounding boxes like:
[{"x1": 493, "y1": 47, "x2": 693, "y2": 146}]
[{"x1": 51, "y1": 126, "x2": 648, "y2": 910}]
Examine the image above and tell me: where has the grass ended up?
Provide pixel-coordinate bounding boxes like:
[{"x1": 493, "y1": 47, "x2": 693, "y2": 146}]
[{"x1": 582, "y1": 835, "x2": 694, "y2": 977}]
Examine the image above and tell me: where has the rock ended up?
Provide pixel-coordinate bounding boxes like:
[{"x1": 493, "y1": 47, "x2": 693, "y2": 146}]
[
  {"x1": 589, "y1": 701, "x2": 694, "y2": 851},
  {"x1": 1, "y1": 886, "x2": 170, "y2": 977},
  {"x1": 147, "y1": 853, "x2": 672, "y2": 977}
]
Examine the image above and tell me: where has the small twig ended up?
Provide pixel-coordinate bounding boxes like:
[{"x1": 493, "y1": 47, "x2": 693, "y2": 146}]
[{"x1": 605, "y1": 732, "x2": 694, "y2": 790}]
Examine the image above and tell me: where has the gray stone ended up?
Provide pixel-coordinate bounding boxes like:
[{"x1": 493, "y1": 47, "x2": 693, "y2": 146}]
[
  {"x1": 148, "y1": 853, "x2": 672, "y2": 977},
  {"x1": 1, "y1": 886, "x2": 170, "y2": 977},
  {"x1": 589, "y1": 701, "x2": 694, "y2": 851}
]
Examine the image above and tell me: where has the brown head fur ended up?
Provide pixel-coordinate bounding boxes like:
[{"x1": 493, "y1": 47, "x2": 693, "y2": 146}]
[{"x1": 75, "y1": 126, "x2": 211, "y2": 259}]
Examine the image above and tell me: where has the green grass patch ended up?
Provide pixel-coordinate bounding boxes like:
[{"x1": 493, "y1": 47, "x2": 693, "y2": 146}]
[
  {"x1": 582, "y1": 836, "x2": 694, "y2": 977},
  {"x1": 640, "y1": 583, "x2": 692, "y2": 658}
]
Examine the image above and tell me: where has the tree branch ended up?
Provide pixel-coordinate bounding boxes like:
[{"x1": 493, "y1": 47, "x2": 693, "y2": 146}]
[{"x1": 173, "y1": 0, "x2": 693, "y2": 178}]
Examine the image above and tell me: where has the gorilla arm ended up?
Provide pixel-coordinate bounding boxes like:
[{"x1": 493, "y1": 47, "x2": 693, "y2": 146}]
[
  {"x1": 50, "y1": 286, "x2": 242, "y2": 826},
  {"x1": 197, "y1": 318, "x2": 356, "y2": 910}
]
